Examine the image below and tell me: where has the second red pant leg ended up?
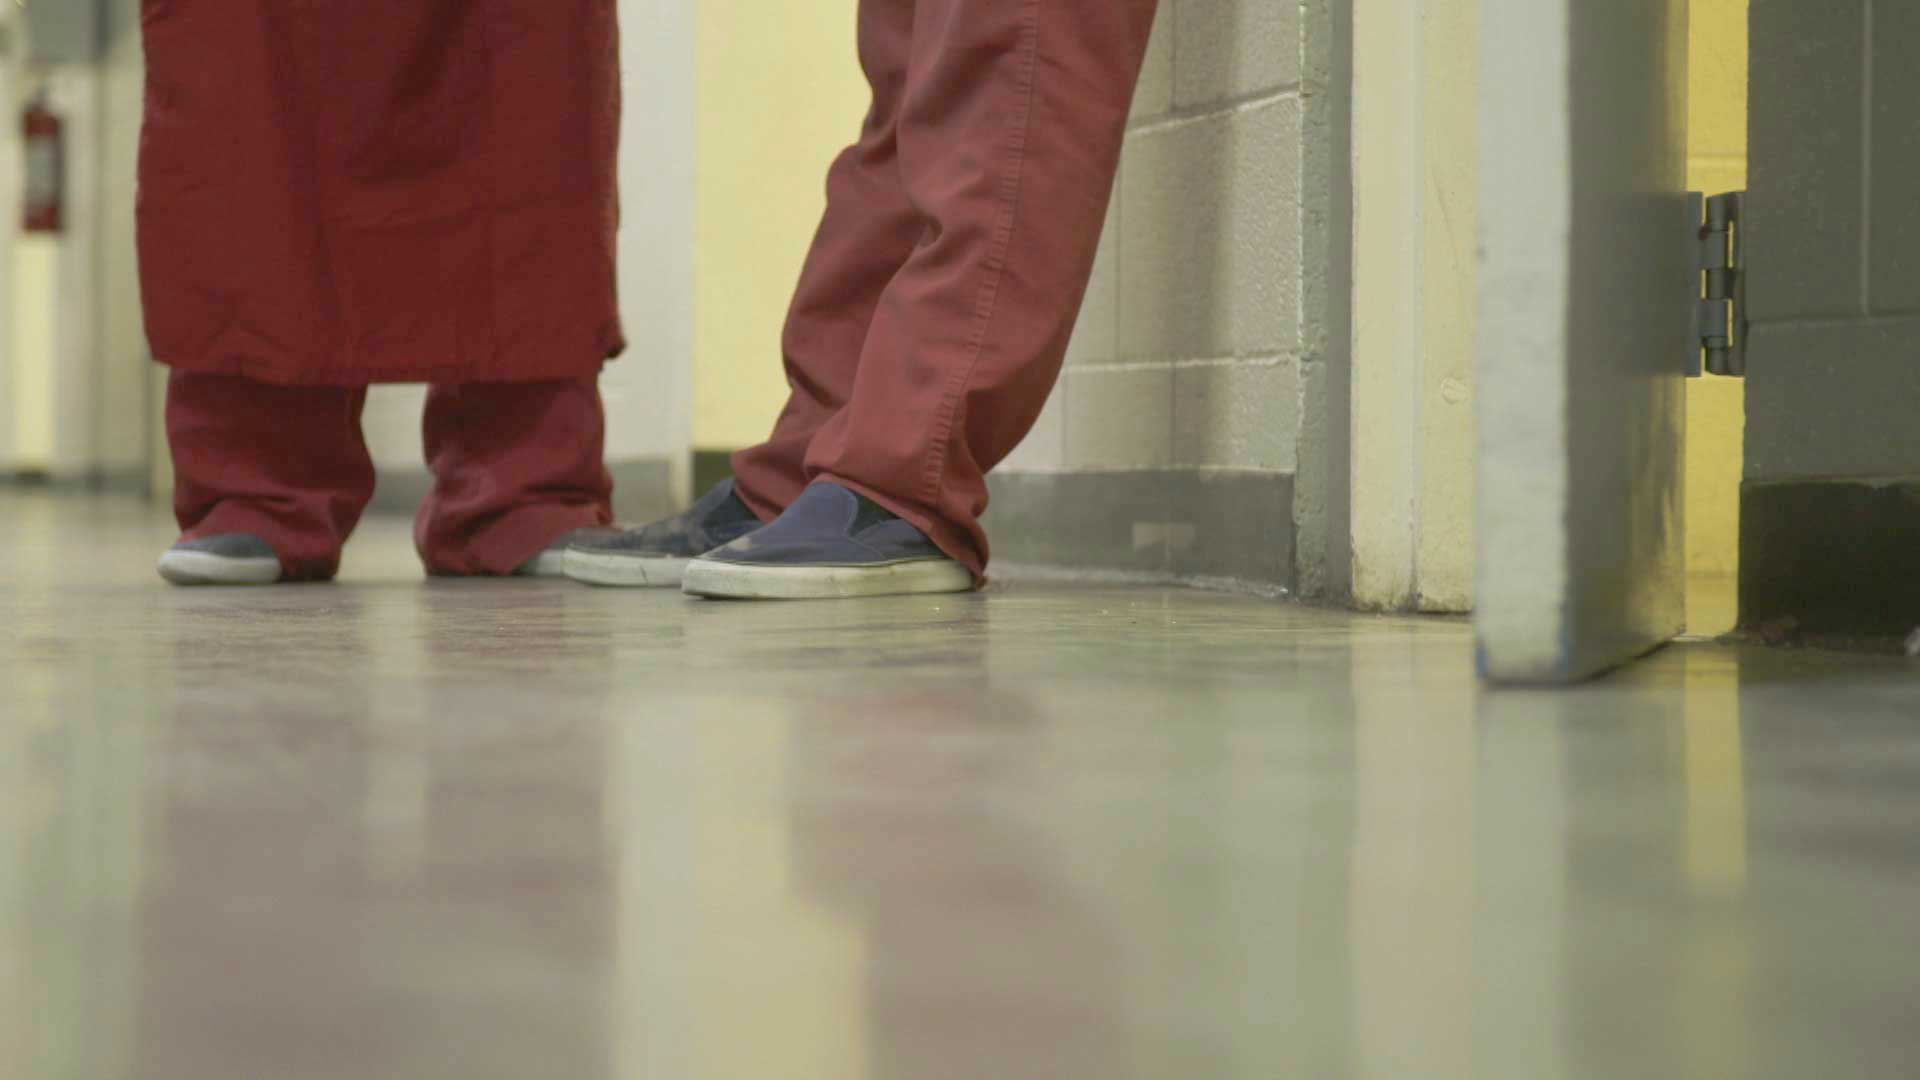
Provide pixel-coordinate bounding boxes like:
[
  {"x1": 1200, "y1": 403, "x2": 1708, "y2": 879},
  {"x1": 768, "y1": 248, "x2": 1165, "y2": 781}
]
[
  {"x1": 729, "y1": 0, "x2": 924, "y2": 521},
  {"x1": 802, "y1": 0, "x2": 1162, "y2": 576},
  {"x1": 415, "y1": 378, "x2": 615, "y2": 575},
  {"x1": 165, "y1": 371, "x2": 374, "y2": 581}
]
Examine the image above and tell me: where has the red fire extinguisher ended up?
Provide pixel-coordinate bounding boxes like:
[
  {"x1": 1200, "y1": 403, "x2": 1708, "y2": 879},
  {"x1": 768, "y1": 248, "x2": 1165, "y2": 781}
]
[{"x1": 23, "y1": 88, "x2": 64, "y2": 234}]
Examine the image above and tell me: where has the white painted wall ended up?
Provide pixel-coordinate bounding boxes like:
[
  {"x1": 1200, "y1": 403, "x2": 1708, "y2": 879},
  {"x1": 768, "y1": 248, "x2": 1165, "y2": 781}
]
[
  {"x1": 18, "y1": 69, "x2": 112, "y2": 477},
  {"x1": 0, "y1": 2, "x2": 149, "y2": 481},
  {"x1": 47, "y1": 69, "x2": 103, "y2": 475},
  {"x1": 98, "y1": 0, "x2": 149, "y2": 476},
  {"x1": 605, "y1": 0, "x2": 695, "y2": 495}
]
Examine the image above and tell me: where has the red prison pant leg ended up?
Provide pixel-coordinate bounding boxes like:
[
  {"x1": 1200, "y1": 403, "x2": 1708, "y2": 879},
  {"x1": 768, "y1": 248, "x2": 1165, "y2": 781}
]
[
  {"x1": 167, "y1": 372, "x2": 375, "y2": 581},
  {"x1": 166, "y1": 372, "x2": 612, "y2": 579},
  {"x1": 413, "y1": 379, "x2": 614, "y2": 576},
  {"x1": 730, "y1": 0, "x2": 1161, "y2": 578}
]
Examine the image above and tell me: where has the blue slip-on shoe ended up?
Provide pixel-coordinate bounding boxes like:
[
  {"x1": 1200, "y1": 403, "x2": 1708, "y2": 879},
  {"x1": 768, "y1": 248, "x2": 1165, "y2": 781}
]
[
  {"x1": 681, "y1": 481, "x2": 974, "y2": 600},
  {"x1": 157, "y1": 533, "x2": 284, "y2": 586},
  {"x1": 563, "y1": 478, "x2": 765, "y2": 587}
]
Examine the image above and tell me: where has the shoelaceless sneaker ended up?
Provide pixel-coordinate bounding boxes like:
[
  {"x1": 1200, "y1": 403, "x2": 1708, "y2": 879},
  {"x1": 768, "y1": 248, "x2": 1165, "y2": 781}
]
[
  {"x1": 563, "y1": 479, "x2": 765, "y2": 587},
  {"x1": 681, "y1": 482, "x2": 974, "y2": 600},
  {"x1": 157, "y1": 533, "x2": 284, "y2": 586},
  {"x1": 515, "y1": 526, "x2": 622, "y2": 578}
]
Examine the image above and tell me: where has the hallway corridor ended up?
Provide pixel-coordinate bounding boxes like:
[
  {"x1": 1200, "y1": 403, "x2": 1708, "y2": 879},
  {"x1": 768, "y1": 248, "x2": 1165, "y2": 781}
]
[{"x1": 4, "y1": 491, "x2": 1919, "y2": 1078}]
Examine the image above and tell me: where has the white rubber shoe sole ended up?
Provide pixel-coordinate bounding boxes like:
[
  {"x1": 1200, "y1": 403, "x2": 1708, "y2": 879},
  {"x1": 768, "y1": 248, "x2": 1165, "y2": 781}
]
[
  {"x1": 156, "y1": 550, "x2": 283, "y2": 586},
  {"x1": 516, "y1": 549, "x2": 572, "y2": 578},
  {"x1": 563, "y1": 548, "x2": 693, "y2": 588},
  {"x1": 680, "y1": 556, "x2": 974, "y2": 600}
]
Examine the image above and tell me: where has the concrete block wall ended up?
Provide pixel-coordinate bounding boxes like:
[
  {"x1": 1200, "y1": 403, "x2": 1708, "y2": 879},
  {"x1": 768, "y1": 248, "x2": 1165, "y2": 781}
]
[
  {"x1": 995, "y1": 0, "x2": 1348, "y2": 596},
  {"x1": 1746, "y1": 0, "x2": 1920, "y2": 482},
  {"x1": 1740, "y1": 0, "x2": 1920, "y2": 635}
]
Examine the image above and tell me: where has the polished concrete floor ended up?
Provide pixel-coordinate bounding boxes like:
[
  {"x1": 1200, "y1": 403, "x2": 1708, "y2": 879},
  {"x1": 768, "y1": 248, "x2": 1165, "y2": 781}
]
[{"x1": 5, "y1": 491, "x2": 1920, "y2": 1079}]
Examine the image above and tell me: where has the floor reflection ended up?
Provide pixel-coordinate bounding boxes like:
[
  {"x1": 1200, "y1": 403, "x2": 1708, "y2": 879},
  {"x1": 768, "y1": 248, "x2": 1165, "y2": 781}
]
[
  {"x1": 787, "y1": 688, "x2": 1125, "y2": 1080},
  {"x1": 3, "y1": 656, "x2": 149, "y2": 1080},
  {"x1": 1340, "y1": 642, "x2": 1763, "y2": 1079},
  {"x1": 135, "y1": 592, "x2": 387, "y2": 1079},
  {"x1": 1351, "y1": 628, "x2": 1478, "y2": 1079},
  {"x1": 9, "y1": 492, "x2": 1920, "y2": 1080},
  {"x1": 125, "y1": 582, "x2": 623, "y2": 1080}
]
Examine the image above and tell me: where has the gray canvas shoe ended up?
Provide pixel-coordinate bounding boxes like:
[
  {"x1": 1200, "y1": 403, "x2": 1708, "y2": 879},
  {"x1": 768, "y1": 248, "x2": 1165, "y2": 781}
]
[
  {"x1": 681, "y1": 482, "x2": 974, "y2": 601},
  {"x1": 516, "y1": 527, "x2": 622, "y2": 578},
  {"x1": 157, "y1": 534, "x2": 284, "y2": 586},
  {"x1": 563, "y1": 479, "x2": 766, "y2": 587}
]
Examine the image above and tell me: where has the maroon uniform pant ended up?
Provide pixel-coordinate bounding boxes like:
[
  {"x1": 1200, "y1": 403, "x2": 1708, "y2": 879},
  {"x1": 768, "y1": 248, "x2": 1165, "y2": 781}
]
[
  {"x1": 166, "y1": 373, "x2": 613, "y2": 579},
  {"x1": 731, "y1": 0, "x2": 1161, "y2": 577},
  {"x1": 143, "y1": 1, "x2": 621, "y2": 581}
]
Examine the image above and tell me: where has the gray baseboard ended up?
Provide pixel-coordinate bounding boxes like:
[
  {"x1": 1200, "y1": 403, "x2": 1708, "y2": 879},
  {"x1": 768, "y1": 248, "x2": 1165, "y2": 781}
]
[
  {"x1": 365, "y1": 470, "x2": 435, "y2": 517},
  {"x1": 366, "y1": 457, "x2": 679, "y2": 524},
  {"x1": 359, "y1": 459, "x2": 1299, "y2": 593},
  {"x1": 1740, "y1": 479, "x2": 1920, "y2": 639},
  {"x1": 986, "y1": 469, "x2": 1296, "y2": 594},
  {"x1": 607, "y1": 458, "x2": 680, "y2": 523},
  {"x1": 1, "y1": 468, "x2": 151, "y2": 496},
  {"x1": 691, "y1": 450, "x2": 735, "y2": 498},
  {"x1": 668, "y1": 454, "x2": 1301, "y2": 590}
]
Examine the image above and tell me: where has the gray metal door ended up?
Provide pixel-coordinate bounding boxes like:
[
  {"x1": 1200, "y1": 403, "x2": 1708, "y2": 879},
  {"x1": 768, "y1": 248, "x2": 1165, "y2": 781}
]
[{"x1": 1476, "y1": 0, "x2": 1693, "y2": 683}]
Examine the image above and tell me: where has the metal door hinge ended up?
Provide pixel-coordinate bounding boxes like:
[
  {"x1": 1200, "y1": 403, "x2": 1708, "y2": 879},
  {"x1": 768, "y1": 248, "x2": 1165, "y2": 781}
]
[{"x1": 1689, "y1": 191, "x2": 1746, "y2": 378}]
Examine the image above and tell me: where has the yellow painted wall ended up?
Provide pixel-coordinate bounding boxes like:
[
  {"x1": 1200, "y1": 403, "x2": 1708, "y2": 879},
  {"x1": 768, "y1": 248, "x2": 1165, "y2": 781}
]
[
  {"x1": 692, "y1": 7, "x2": 868, "y2": 451},
  {"x1": 1686, "y1": 0, "x2": 1748, "y2": 588}
]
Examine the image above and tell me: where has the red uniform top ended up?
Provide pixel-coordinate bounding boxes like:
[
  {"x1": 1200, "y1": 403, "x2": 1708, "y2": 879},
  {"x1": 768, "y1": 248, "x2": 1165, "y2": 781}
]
[{"x1": 136, "y1": 1, "x2": 625, "y2": 386}]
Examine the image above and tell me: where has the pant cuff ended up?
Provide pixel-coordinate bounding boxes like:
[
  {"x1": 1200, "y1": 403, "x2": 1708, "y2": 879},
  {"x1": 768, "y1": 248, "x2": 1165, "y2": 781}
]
[
  {"x1": 418, "y1": 502, "x2": 612, "y2": 576},
  {"x1": 182, "y1": 502, "x2": 341, "y2": 581}
]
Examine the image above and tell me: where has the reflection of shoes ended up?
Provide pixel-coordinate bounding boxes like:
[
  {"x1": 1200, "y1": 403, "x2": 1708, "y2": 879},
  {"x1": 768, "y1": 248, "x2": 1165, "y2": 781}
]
[
  {"x1": 563, "y1": 479, "x2": 764, "y2": 588},
  {"x1": 516, "y1": 527, "x2": 623, "y2": 578},
  {"x1": 157, "y1": 533, "x2": 284, "y2": 587},
  {"x1": 682, "y1": 482, "x2": 974, "y2": 601}
]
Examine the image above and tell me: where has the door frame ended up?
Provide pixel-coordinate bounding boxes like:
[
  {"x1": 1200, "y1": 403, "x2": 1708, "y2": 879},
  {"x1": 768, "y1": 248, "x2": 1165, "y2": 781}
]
[{"x1": 1349, "y1": 0, "x2": 1481, "y2": 614}]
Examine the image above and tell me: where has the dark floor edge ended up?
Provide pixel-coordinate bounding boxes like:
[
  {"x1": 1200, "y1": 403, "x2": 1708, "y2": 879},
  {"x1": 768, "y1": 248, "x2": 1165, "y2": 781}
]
[
  {"x1": 1740, "y1": 478, "x2": 1920, "y2": 638},
  {"x1": 2, "y1": 468, "x2": 150, "y2": 495},
  {"x1": 988, "y1": 561, "x2": 1293, "y2": 600}
]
